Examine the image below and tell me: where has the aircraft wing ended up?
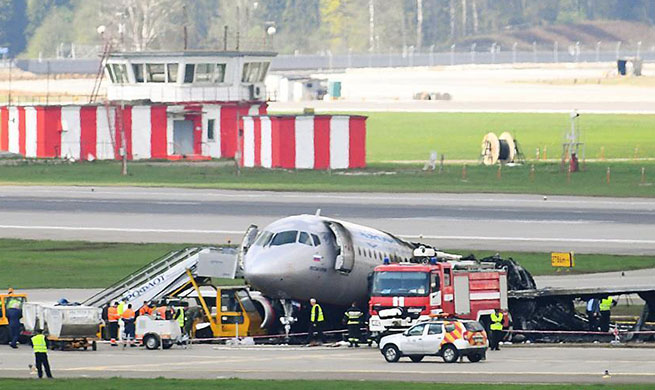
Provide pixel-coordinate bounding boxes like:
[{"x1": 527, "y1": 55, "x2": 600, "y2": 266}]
[{"x1": 509, "y1": 286, "x2": 655, "y2": 301}]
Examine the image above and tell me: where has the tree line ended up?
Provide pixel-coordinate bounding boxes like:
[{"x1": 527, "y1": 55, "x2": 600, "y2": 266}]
[{"x1": 1, "y1": 0, "x2": 654, "y2": 57}]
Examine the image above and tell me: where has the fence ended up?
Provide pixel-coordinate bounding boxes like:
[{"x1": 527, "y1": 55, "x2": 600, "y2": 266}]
[{"x1": 5, "y1": 41, "x2": 655, "y2": 75}]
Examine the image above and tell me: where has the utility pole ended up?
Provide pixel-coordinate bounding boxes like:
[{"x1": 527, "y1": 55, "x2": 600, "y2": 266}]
[
  {"x1": 368, "y1": 0, "x2": 375, "y2": 52},
  {"x1": 416, "y1": 0, "x2": 423, "y2": 51},
  {"x1": 183, "y1": 5, "x2": 188, "y2": 50}
]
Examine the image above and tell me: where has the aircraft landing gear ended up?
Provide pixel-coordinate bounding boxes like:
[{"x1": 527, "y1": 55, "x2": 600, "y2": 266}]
[{"x1": 279, "y1": 299, "x2": 297, "y2": 342}]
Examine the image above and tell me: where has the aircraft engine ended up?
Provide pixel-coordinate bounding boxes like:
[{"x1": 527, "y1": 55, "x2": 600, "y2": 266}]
[{"x1": 249, "y1": 291, "x2": 278, "y2": 331}]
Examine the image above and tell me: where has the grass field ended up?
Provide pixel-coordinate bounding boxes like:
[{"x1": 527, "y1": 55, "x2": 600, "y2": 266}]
[
  {"x1": 0, "y1": 379, "x2": 652, "y2": 390},
  {"x1": 364, "y1": 112, "x2": 655, "y2": 162},
  {"x1": 2, "y1": 239, "x2": 654, "y2": 289},
  {"x1": 0, "y1": 160, "x2": 653, "y2": 197}
]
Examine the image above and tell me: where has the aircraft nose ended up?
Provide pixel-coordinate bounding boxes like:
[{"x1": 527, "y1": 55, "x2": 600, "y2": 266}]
[{"x1": 243, "y1": 256, "x2": 288, "y2": 292}]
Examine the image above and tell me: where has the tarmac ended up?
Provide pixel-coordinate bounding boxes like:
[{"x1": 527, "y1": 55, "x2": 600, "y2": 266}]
[
  {"x1": 0, "y1": 343, "x2": 654, "y2": 384},
  {"x1": 0, "y1": 186, "x2": 654, "y2": 255}
]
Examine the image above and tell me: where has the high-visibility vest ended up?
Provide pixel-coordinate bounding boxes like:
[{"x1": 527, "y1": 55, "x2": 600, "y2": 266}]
[
  {"x1": 139, "y1": 305, "x2": 152, "y2": 316},
  {"x1": 600, "y1": 297, "x2": 613, "y2": 312},
  {"x1": 7, "y1": 298, "x2": 20, "y2": 309},
  {"x1": 490, "y1": 312, "x2": 504, "y2": 331},
  {"x1": 176, "y1": 308, "x2": 185, "y2": 327},
  {"x1": 122, "y1": 308, "x2": 135, "y2": 320},
  {"x1": 311, "y1": 304, "x2": 324, "y2": 323},
  {"x1": 31, "y1": 334, "x2": 47, "y2": 353},
  {"x1": 108, "y1": 306, "x2": 119, "y2": 322},
  {"x1": 156, "y1": 306, "x2": 167, "y2": 319},
  {"x1": 346, "y1": 308, "x2": 363, "y2": 325},
  {"x1": 117, "y1": 302, "x2": 125, "y2": 316}
]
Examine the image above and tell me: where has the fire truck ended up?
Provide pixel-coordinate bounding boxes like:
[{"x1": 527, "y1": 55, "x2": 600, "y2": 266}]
[{"x1": 368, "y1": 247, "x2": 509, "y2": 335}]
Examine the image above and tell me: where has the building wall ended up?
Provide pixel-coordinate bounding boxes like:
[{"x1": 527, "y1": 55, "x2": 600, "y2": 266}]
[
  {"x1": 240, "y1": 115, "x2": 366, "y2": 170},
  {"x1": 0, "y1": 102, "x2": 265, "y2": 161}
]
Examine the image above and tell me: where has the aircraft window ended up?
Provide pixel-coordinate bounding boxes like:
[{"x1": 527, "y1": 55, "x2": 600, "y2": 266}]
[
  {"x1": 357, "y1": 247, "x2": 361, "y2": 256},
  {"x1": 428, "y1": 323, "x2": 443, "y2": 335},
  {"x1": 298, "y1": 232, "x2": 312, "y2": 246},
  {"x1": 311, "y1": 234, "x2": 321, "y2": 246},
  {"x1": 253, "y1": 231, "x2": 273, "y2": 246},
  {"x1": 270, "y1": 231, "x2": 298, "y2": 246}
]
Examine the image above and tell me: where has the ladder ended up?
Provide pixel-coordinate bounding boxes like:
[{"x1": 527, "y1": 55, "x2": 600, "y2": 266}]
[
  {"x1": 89, "y1": 41, "x2": 112, "y2": 103},
  {"x1": 83, "y1": 247, "x2": 206, "y2": 308}
]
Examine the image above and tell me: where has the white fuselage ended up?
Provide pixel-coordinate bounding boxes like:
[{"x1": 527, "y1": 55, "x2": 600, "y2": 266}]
[{"x1": 243, "y1": 215, "x2": 415, "y2": 306}]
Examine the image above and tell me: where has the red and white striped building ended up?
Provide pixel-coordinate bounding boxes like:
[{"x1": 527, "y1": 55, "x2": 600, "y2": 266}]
[
  {"x1": 240, "y1": 115, "x2": 366, "y2": 169},
  {"x1": 0, "y1": 51, "x2": 368, "y2": 169},
  {"x1": 0, "y1": 102, "x2": 265, "y2": 161}
]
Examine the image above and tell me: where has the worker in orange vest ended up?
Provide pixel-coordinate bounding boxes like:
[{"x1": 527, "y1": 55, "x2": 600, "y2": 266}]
[
  {"x1": 155, "y1": 305, "x2": 168, "y2": 320},
  {"x1": 121, "y1": 304, "x2": 136, "y2": 348},
  {"x1": 138, "y1": 301, "x2": 153, "y2": 317},
  {"x1": 107, "y1": 302, "x2": 120, "y2": 346}
]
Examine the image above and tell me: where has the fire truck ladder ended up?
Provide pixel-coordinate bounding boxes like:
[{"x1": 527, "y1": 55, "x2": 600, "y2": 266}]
[{"x1": 83, "y1": 247, "x2": 206, "y2": 308}]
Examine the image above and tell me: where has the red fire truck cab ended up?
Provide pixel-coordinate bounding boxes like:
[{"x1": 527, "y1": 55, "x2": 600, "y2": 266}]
[{"x1": 368, "y1": 252, "x2": 508, "y2": 335}]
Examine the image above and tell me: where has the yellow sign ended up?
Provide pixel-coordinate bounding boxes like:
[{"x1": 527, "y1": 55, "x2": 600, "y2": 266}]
[{"x1": 551, "y1": 252, "x2": 575, "y2": 268}]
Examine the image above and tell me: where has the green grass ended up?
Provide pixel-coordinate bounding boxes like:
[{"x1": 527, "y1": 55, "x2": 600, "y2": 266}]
[
  {"x1": 0, "y1": 160, "x2": 653, "y2": 197},
  {"x1": 363, "y1": 112, "x2": 655, "y2": 162},
  {"x1": 456, "y1": 250, "x2": 655, "y2": 276},
  {"x1": 0, "y1": 379, "x2": 652, "y2": 390},
  {"x1": 1, "y1": 239, "x2": 654, "y2": 289},
  {"x1": 0, "y1": 240, "x2": 188, "y2": 289}
]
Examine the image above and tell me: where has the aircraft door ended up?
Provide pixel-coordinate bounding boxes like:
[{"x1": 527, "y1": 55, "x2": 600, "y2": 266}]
[
  {"x1": 237, "y1": 224, "x2": 259, "y2": 273},
  {"x1": 326, "y1": 222, "x2": 355, "y2": 273}
]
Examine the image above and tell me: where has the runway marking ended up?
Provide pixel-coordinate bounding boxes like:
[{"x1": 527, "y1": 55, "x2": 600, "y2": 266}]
[
  {"x1": 39, "y1": 367, "x2": 655, "y2": 377},
  {"x1": 0, "y1": 225, "x2": 242, "y2": 235},
  {"x1": 401, "y1": 234, "x2": 655, "y2": 245},
  {"x1": 2, "y1": 187, "x2": 655, "y2": 209},
  {"x1": 0, "y1": 224, "x2": 653, "y2": 246}
]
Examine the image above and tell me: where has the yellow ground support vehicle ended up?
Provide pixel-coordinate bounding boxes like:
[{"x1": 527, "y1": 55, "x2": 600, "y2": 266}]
[
  {"x1": 171, "y1": 270, "x2": 266, "y2": 339},
  {"x1": 0, "y1": 293, "x2": 28, "y2": 344}
]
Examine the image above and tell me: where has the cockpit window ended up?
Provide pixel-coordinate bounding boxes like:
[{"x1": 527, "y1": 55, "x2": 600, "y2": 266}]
[
  {"x1": 298, "y1": 232, "x2": 312, "y2": 246},
  {"x1": 270, "y1": 231, "x2": 298, "y2": 246},
  {"x1": 253, "y1": 231, "x2": 273, "y2": 246},
  {"x1": 311, "y1": 234, "x2": 321, "y2": 246}
]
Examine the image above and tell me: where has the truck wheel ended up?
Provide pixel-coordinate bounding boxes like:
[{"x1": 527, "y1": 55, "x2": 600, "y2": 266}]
[
  {"x1": 441, "y1": 345, "x2": 459, "y2": 363},
  {"x1": 143, "y1": 335, "x2": 160, "y2": 350},
  {"x1": 382, "y1": 345, "x2": 400, "y2": 363},
  {"x1": 467, "y1": 353, "x2": 483, "y2": 363},
  {"x1": 409, "y1": 355, "x2": 424, "y2": 362}
]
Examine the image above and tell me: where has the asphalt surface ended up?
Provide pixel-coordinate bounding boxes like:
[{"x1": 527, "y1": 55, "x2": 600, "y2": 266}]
[
  {"x1": 0, "y1": 343, "x2": 653, "y2": 384},
  {"x1": 0, "y1": 186, "x2": 654, "y2": 255}
]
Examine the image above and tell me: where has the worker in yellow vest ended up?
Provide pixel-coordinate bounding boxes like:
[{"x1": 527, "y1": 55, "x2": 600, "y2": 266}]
[
  {"x1": 30, "y1": 329, "x2": 53, "y2": 379},
  {"x1": 489, "y1": 308, "x2": 504, "y2": 351},
  {"x1": 599, "y1": 296, "x2": 616, "y2": 332},
  {"x1": 306, "y1": 298, "x2": 325, "y2": 345}
]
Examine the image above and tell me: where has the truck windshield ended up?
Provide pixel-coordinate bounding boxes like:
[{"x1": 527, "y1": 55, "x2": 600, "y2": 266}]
[{"x1": 371, "y1": 271, "x2": 430, "y2": 297}]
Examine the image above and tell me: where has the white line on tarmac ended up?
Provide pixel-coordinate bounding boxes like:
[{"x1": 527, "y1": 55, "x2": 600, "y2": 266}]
[
  {"x1": 0, "y1": 225, "x2": 242, "y2": 235},
  {"x1": 401, "y1": 234, "x2": 655, "y2": 245},
  {"x1": 2, "y1": 187, "x2": 655, "y2": 208},
  {"x1": 0, "y1": 224, "x2": 652, "y2": 246}
]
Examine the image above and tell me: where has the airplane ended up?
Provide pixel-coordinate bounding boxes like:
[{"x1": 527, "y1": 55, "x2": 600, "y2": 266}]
[
  {"x1": 241, "y1": 212, "x2": 417, "y2": 331},
  {"x1": 241, "y1": 212, "x2": 655, "y2": 340}
]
